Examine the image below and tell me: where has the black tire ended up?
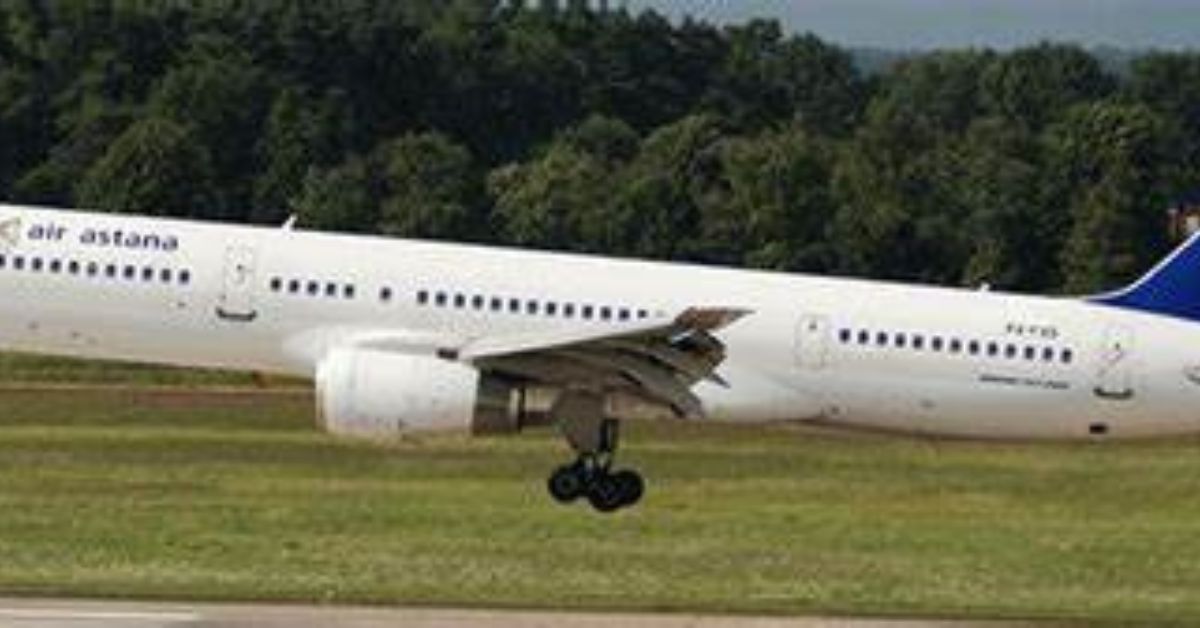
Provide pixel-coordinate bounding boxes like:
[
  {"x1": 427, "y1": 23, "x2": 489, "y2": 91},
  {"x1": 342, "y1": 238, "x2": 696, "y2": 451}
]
[
  {"x1": 586, "y1": 474, "x2": 626, "y2": 513},
  {"x1": 612, "y1": 470, "x2": 645, "y2": 508},
  {"x1": 548, "y1": 464, "x2": 586, "y2": 504}
]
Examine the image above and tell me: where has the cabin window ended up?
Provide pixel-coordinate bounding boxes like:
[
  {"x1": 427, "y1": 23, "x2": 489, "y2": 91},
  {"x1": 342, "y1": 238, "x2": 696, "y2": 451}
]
[
  {"x1": 0, "y1": 254, "x2": 6, "y2": 269},
  {"x1": 600, "y1": 307, "x2": 613, "y2": 321},
  {"x1": 875, "y1": 332, "x2": 889, "y2": 346},
  {"x1": 839, "y1": 329, "x2": 852, "y2": 343},
  {"x1": 1042, "y1": 347, "x2": 1055, "y2": 362},
  {"x1": 454, "y1": 293, "x2": 466, "y2": 308},
  {"x1": 858, "y1": 330, "x2": 870, "y2": 345},
  {"x1": 507, "y1": 298, "x2": 520, "y2": 313},
  {"x1": 987, "y1": 342, "x2": 999, "y2": 357},
  {"x1": 895, "y1": 333, "x2": 908, "y2": 349},
  {"x1": 564, "y1": 304, "x2": 576, "y2": 318},
  {"x1": 87, "y1": 262, "x2": 99, "y2": 277},
  {"x1": 583, "y1": 305, "x2": 595, "y2": 320},
  {"x1": 325, "y1": 282, "x2": 338, "y2": 298},
  {"x1": 471, "y1": 295, "x2": 484, "y2": 310},
  {"x1": 31, "y1": 257, "x2": 43, "y2": 272},
  {"x1": 637, "y1": 309, "x2": 649, "y2": 319},
  {"x1": 68, "y1": 261, "x2": 80, "y2": 275},
  {"x1": 1062, "y1": 349, "x2": 1074, "y2": 364},
  {"x1": 306, "y1": 281, "x2": 319, "y2": 296},
  {"x1": 490, "y1": 297, "x2": 503, "y2": 312},
  {"x1": 123, "y1": 265, "x2": 136, "y2": 280},
  {"x1": 547, "y1": 302, "x2": 559, "y2": 317},
  {"x1": 931, "y1": 337, "x2": 944, "y2": 351},
  {"x1": 287, "y1": 279, "x2": 300, "y2": 294},
  {"x1": 912, "y1": 334, "x2": 925, "y2": 350},
  {"x1": 13, "y1": 256, "x2": 25, "y2": 271},
  {"x1": 380, "y1": 287, "x2": 393, "y2": 302},
  {"x1": 435, "y1": 292, "x2": 448, "y2": 307},
  {"x1": 1024, "y1": 346, "x2": 1036, "y2": 361},
  {"x1": 949, "y1": 339, "x2": 962, "y2": 354},
  {"x1": 144, "y1": 267, "x2": 156, "y2": 282},
  {"x1": 618, "y1": 308, "x2": 630, "y2": 321},
  {"x1": 526, "y1": 300, "x2": 539, "y2": 315},
  {"x1": 967, "y1": 340, "x2": 980, "y2": 355},
  {"x1": 105, "y1": 264, "x2": 117, "y2": 279},
  {"x1": 49, "y1": 259, "x2": 62, "y2": 274}
]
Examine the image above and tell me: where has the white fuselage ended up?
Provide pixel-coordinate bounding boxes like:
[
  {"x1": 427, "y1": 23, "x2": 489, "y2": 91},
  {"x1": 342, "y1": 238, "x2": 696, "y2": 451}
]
[{"x1": 2, "y1": 204, "x2": 1199, "y2": 440}]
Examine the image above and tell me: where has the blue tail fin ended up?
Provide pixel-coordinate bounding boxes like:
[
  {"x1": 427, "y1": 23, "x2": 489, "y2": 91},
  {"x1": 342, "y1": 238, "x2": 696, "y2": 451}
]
[{"x1": 1091, "y1": 231, "x2": 1200, "y2": 322}]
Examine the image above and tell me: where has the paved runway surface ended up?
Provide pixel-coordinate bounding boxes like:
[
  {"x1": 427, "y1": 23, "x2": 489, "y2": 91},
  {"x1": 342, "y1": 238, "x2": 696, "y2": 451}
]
[{"x1": 0, "y1": 599, "x2": 1027, "y2": 628}]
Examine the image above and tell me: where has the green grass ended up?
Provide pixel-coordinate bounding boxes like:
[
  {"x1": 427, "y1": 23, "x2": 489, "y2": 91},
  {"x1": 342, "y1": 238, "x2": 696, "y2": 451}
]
[
  {"x1": 0, "y1": 352, "x2": 299, "y2": 387},
  {"x1": 0, "y1": 387, "x2": 1198, "y2": 621}
]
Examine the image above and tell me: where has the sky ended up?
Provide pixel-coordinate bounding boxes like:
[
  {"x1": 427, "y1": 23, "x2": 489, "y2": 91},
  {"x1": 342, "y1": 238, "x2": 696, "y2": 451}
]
[{"x1": 619, "y1": 0, "x2": 1200, "y2": 50}]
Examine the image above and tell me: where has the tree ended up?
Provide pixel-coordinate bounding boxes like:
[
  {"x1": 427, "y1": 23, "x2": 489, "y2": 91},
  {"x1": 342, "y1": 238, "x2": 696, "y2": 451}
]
[
  {"x1": 557, "y1": 114, "x2": 640, "y2": 163},
  {"x1": 942, "y1": 118, "x2": 1047, "y2": 290},
  {"x1": 490, "y1": 116, "x2": 640, "y2": 252},
  {"x1": 1127, "y1": 53, "x2": 1200, "y2": 179},
  {"x1": 375, "y1": 132, "x2": 483, "y2": 240},
  {"x1": 148, "y1": 34, "x2": 272, "y2": 218},
  {"x1": 606, "y1": 114, "x2": 728, "y2": 260},
  {"x1": 708, "y1": 23, "x2": 863, "y2": 135},
  {"x1": 1046, "y1": 102, "x2": 1174, "y2": 293},
  {"x1": 75, "y1": 117, "x2": 218, "y2": 217},
  {"x1": 0, "y1": 63, "x2": 52, "y2": 196},
  {"x1": 291, "y1": 156, "x2": 378, "y2": 233},
  {"x1": 981, "y1": 43, "x2": 1116, "y2": 130},
  {"x1": 700, "y1": 125, "x2": 835, "y2": 271},
  {"x1": 871, "y1": 50, "x2": 994, "y2": 137},
  {"x1": 293, "y1": 131, "x2": 481, "y2": 239},
  {"x1": 13, "y1": 109, "x2": 130, "y2": 205},
  {"x1": 830, "y1": 98, "x2": 970, "y2": 284},
  {"x1": 490, "y1": 143, "x2": 614, "y2": 251},
  {"x1": 253, "y1": 87, "x2": 353, "y2": 224}
]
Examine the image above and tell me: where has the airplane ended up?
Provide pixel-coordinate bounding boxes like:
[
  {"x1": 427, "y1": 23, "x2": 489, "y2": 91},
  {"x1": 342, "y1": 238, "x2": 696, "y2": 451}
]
[{"x1": 0, "y1": 202, "x2": 1198, "y2": 513}]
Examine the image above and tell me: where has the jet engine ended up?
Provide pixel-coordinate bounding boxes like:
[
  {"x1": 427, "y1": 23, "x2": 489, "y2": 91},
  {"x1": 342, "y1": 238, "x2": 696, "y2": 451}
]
[{"x1": 315, "y1": 348, "x2": 526, "y2": 437}]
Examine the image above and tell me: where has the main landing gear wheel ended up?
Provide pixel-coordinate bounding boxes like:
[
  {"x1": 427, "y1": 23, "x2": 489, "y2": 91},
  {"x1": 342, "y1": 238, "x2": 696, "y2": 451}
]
[
  {"x1": 548, "y1": 459, "x2": 645, "y2": 513},
  {"x1": 548, "y1": 404, "x2": 646, "y2": 513},
  {"x1": 548, "y1": 462, "x2": 587, "y2": 504}
]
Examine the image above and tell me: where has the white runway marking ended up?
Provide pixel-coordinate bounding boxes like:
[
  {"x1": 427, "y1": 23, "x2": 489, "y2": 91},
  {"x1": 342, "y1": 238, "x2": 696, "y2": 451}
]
[
  {"x1": 0, "y1": 607, "x2": 199, "y2": 626},
  {"x1": 0, "y1": 600, "x2": 1023, "y2": 628}
]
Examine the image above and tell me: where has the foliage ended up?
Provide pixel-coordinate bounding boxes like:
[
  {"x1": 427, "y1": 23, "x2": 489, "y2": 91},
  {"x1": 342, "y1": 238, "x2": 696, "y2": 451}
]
[{"x1": 0, "y1": 1, "x2": 1198, "y2": 293}]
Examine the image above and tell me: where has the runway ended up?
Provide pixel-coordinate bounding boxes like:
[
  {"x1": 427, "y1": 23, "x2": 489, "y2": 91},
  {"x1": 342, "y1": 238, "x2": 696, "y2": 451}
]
[{"x1": 0, "y1": 599, "x2": 1024, "y2": 627}]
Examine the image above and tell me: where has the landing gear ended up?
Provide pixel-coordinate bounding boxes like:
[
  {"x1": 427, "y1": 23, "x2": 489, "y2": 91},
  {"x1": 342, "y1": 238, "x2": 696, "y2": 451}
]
[
  {"x1": 547, "y1": 392, "x2": 645, "y2": 513},
  {"x1": 546, "y1": 454, "x2": 645, "y2": 512}
]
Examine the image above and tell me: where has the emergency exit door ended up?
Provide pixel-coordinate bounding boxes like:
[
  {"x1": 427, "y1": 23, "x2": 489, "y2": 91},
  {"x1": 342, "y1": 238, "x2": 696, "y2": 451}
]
[
  {"x1": 1094, "y1": 324, "x2": 1135, "y2": 400},
  {"x1": 795, "y1": 313, "x2": 831, "y2": 370},
  {"x1": 216, "y1": 245, "x2": 259, "y2": 323}
]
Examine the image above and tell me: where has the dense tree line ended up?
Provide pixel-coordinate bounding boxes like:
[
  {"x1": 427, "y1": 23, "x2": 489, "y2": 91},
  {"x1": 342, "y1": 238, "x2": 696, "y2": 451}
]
[{"x1": 1, "y1": 1, "x2": 1198, "y2": 294}]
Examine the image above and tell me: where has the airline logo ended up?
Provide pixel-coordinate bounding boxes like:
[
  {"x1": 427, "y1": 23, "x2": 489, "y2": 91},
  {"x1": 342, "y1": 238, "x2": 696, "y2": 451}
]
[
  {"x1": 0, "y1": 218, "x2": 21, "y2": 252},
  {"x1": 18, "y1": 219, "x2": 180, "y2": 253}
]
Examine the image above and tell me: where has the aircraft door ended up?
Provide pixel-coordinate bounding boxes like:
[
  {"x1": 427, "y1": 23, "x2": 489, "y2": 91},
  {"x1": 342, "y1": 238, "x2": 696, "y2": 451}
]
[
  {"x1": 795, "y1": 313, "x2": 831, "y2": 370},
  {"x1": 1094, "y1": 324, "x2": 1135, "y2": 400},
  {"x1": 217, "y1": 245, "x2": 259, "y2": 323}
]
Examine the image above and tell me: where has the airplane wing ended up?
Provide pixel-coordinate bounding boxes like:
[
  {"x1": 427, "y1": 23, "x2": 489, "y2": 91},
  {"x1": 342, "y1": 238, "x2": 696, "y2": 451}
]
[{"x1": 459, "y1": 307, "x2": 751, "y2": 419}]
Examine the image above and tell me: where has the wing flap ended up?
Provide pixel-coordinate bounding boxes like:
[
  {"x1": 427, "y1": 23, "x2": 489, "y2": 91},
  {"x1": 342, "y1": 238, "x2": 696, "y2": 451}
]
[{"x1": 469, "y1": 307, "x2": 750, "y2": 418}]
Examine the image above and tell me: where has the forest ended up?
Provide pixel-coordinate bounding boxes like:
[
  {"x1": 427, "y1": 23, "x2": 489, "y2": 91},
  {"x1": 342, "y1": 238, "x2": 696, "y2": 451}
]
[{"x1": 1, "y1": 0, "x2": 1199, "y2": 294}]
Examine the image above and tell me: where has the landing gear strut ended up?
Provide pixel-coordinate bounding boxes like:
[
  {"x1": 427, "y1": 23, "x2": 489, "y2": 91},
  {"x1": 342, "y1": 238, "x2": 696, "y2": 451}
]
[{"x1": 547, "y1": 393, "x2": 645, "y2": 512}]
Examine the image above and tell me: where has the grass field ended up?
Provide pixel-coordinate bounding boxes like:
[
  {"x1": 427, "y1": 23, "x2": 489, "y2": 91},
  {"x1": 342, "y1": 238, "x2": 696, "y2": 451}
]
[
  {"x1": 0, "y1": 387, "x2": 1198, "y2": 622},
  {"x1": 0, "y1": 352, "x2": 297, "y2": 387}
]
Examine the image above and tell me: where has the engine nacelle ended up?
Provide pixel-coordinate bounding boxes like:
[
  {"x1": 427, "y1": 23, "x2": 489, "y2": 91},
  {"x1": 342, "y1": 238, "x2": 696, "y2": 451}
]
[{"x1": 315, "y1": 348, "x2": 523, "y2": 437}]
